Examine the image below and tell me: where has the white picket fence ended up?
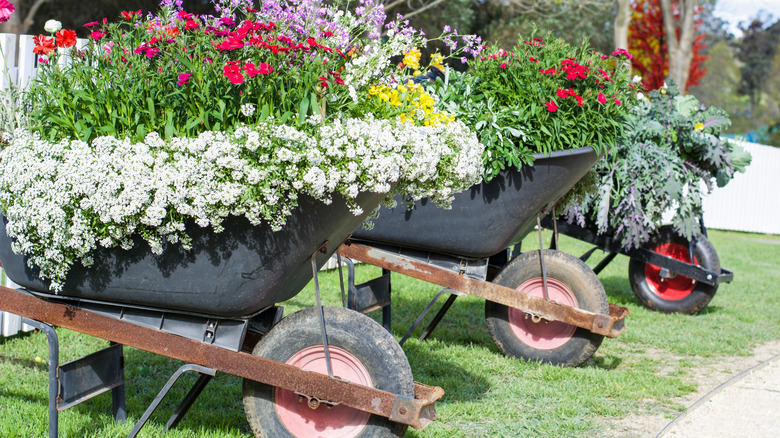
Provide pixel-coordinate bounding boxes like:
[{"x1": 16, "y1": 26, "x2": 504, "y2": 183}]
[{"x1": 0, "y1": 33, "x2": 778, "y2": 337}]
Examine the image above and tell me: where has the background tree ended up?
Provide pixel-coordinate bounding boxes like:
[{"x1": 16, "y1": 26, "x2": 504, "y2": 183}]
[
  {"x1": 734, "y1": 13, "x2": 780, "y2": 108},
  {"x1": 629, "y1": 0, "x2": 708, "y2": 91}
]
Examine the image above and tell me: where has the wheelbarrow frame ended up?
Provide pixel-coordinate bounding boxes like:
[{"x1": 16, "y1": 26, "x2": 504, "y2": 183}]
[{"x1": 539, "y1": 216, "x2": 734, "y2": 287}]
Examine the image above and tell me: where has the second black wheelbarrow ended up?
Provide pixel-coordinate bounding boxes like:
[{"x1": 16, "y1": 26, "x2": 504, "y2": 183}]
[{"x1": 338, "y1": 146, "x2": 629, "y2": 367}]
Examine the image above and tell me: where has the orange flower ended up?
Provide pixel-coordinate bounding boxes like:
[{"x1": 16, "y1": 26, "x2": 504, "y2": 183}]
[{"x1": 33, "y1": 35, "x2": 56, "y2": 55}]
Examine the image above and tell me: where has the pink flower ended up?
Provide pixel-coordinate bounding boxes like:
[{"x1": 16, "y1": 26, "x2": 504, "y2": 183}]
[
  {"x1": 614, "y1": 97, "x2": 622, "y2": 105},
  {"x1": 257, "y1": 62, "x2": 273, "y2": 75},
  {"x1": 499, "y1": 62, "x2": 507, "y2": 69},
  {"x1": 575, "y1": 95, "x2": 585, "y2": 107},
  {"x1": 597, "y1": 93, "x2": 606, "y2": 105},
  {"x1": 612, "y1": 48, "x2": 633, "y2": 60},
  {"x1": 545, "y1": 100, "x2": 558, "y2": 112},
  {"x1": 177, "y1": 73, "x2": 192, "y2": 85},
  {"x1": 83, "y1": 21, "x2": 99, "y2": 27},
  {"x1": 90, "y1": 30, "x2": 107, "y2": 40},
  {"x1": 0, "y1": 0, "x2": 14, "y2": 25}
]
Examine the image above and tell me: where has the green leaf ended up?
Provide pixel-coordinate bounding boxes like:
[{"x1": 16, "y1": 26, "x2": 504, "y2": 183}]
[{"x1": 298, "y1": 96, "x2": 310, "y2": 125}]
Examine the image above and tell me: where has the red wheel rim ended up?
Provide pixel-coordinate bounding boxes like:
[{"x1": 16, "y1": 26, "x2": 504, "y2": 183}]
[
  {"x1": 645, "y1": 242, "x2": 697, "y2": 301},
  {"x1": 275, "y1": 346, "x2": 372, "y2": 438},
  {"x1": 507, "y1": 278, "x2": 578, "y2": 350}
]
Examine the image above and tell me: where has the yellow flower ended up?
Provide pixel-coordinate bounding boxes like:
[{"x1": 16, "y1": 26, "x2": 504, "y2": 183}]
[
  {"x1": 403, "y1": 47, "x2": 421, "y2": 70},
  {"x1": 695, "y1": 123, "x2": 704, "y2": 131},
  {"x1": 430, "y1": 53, "x2": 444, "y2": 69}
]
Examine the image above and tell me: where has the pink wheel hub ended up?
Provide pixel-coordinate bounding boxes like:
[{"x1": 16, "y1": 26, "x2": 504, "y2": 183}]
[
  {"x1": 645, "y1": 242, "x2": 697, "y2": 301},
  {"x1": 275, "y1": 346, "x2": 372, "y2": 438},
  {"x1": 508, "y1": 278, "x2": 578, "y2": 350}
]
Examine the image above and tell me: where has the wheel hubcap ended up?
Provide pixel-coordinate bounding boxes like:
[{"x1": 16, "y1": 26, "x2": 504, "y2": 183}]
[
  {"x1": 275, "y1": 346, "x2": 372, "y2": 438},
  {"x1": 507, "y1": 278, "x2": 578, "y2": 350},
  {"x1": 645, "y1": 242, "x2": 698, "y2": 301}
]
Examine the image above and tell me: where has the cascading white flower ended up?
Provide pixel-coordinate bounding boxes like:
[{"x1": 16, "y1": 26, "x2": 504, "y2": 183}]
[{"x1": 0, "y1": 119, "x2": 483, "y2": 291}]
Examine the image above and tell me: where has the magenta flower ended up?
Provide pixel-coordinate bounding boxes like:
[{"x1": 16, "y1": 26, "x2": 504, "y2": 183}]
[
  {"x1": 545, "y1": 100, "x2": 558, "y2": 112},
  {"x1": 90, "y1": 30, "x2": 107, "y2": 40},
  {"x1": 177, "y1": 73, "x2": 192, "y2": 85},
  {"x1": 0, "y1": 0, "x2": 14, "y2": 25},
  {"x1": 598, "y1": 93, "x2": 606, "y2": 105}
]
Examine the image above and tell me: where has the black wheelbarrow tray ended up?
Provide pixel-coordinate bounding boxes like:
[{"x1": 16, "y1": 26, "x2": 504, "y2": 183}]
[
  {"x1": 0, "y1": 190, "x2": 442, "y2": 438},
  {"x1": 540, "y1": 216, "x2": 734, "y2": 315},
  {"x1": 339, "y1": 146, "x2": 630, "y2": 367}
]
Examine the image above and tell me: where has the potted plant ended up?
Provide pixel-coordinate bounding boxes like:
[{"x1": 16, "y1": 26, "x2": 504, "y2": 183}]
[
  {"x1": 560, "y1": 81, "x2": 752, "y2": 250},
  {"x1": 0, "y1": 0, "x2": 485, "y2": 315},
  {"x1": 353, "y1": 32, "x2": 638, "y2": 257}
]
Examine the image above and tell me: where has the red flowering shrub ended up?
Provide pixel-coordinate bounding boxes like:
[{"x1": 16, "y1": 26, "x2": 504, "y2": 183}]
[{"x1": 433, "y1": 32, "x2": 638, "y2": 179}]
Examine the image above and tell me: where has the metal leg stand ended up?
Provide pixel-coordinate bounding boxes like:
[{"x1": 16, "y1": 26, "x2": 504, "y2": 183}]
[
  {"x1": 21, "y1": 318, "x2": 59, "y2": 438},
  {"x1": 164, "y1": 372, "x2": 214, "y2": 431},
  {"x1": 419, "y1": 293, "x2": 459, "y2": 342},
  {"x1": 128, "y1": 363, "x2": 216, "y2": 438},
  {"x1": 592, "y1": 252, "x2": 618, "y2": 275},
  {"x1": 399, "y1": 288, "x2": 458, "y2": 346},
  {"x1": 381, "y1": 268, "x2": 392, "y2": 332}
]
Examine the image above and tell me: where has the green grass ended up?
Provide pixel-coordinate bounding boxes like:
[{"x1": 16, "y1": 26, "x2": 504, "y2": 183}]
[{"x1": 0, "y1": 229, "x2": 778, "y2": 437}]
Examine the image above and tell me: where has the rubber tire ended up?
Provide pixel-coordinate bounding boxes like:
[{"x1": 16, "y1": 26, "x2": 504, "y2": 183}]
[
  {"x1": 485, "y1": 250, "x2": 609, "y2": 367},
  {"x1": 629, "y1": 225, "x2": 720, "y2": 314},
  {"x1": 242, "y1": 306, "x2": 413, "y2": 438}
]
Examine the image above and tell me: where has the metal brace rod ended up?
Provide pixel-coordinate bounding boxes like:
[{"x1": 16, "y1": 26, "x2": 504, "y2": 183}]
[
  {"x1": 536, "y1": 213, "x2": 550, "y2": 301},
  {"x1": 311, "y1": 246, "x2": 334, "y2": 379},
  {"x1": 339, "y1": 241, "x2": 628, "y2": 338}
]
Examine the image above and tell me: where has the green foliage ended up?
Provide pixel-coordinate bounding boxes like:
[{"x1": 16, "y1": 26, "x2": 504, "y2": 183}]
[
  {"x1": 432, "y1": 31, "x2": 637, "y2": 180},
  {"x1": 564, "y1": 81, "x2": 752, "y2": 249}
]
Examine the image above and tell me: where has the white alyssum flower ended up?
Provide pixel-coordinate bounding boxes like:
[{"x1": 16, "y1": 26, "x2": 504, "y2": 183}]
[{"x1": 0, "y1": 118, "x2": 483, "y2": 292}]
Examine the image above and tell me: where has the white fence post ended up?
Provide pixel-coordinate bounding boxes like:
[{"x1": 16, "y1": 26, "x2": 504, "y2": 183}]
[{"x1": 1, "y1": 33, "x2": 37, "y2": 337}]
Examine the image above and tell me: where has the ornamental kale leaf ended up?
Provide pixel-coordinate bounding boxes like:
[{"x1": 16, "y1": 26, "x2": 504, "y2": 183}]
[{"x1": 562, "y1": 81, "x2": 752, "y2": 249}]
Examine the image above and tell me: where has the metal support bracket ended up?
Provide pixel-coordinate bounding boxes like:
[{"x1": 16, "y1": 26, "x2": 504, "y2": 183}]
[{"x1": 128, "y1": 363, "x2": 216, "y2": 437}]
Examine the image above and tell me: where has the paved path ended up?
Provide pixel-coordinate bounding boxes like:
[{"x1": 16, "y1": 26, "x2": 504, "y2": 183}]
[{"x1": 657, "y1": 351, "x2": 780, "y2": 437}]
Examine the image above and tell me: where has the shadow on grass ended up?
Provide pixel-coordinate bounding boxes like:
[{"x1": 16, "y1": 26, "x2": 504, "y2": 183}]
[{"x1": 63, "y1": 347, "x2": 248, "y2": 437}]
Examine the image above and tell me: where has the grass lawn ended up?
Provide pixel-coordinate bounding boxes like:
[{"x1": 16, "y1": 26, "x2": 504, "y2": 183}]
[{"x1": 0, "y1": 229, "x2": 777, "y2": 437}]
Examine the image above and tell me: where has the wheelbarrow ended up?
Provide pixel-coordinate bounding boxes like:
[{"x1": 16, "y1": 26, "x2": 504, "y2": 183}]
[
  {"x1": 0, "y1": 190, "x2": 442, "y2": 438},
  {"x1": 540, "y1": 216, "x2": 733, "y2": 314},
  {"x1": 338, "y1": 146, "x2": 629, "y2": 367}
]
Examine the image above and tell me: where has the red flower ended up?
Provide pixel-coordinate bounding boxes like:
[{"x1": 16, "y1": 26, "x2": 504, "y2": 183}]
[
  {"x1": 243, "y1": 62, "x2": 260, "y2": 77},
  {"x1": 185, "y1": 18, "x2": 199, "y2": 30},
  {"x1": 529, "y1": 56, "x2": 538, "y2": 63},
  {"x1": 55, "y1": 29, "x2": 77, "y2": 48},
  {"x1": 223, "y1": 62, "x2": 244, "y2": 85},
  {"x1": 545, "y1": 100, "x2": 558, "y2": 112},
  {"x1": 83, "y1": 21, "x2": 99, "y2": 27},
  {"x1": 499, "y1": 62, "x2": 507, "y2": 69},
  {"x1": 90, "y1": 30, "x2": 107, "y2": 40},
  {"x1": 575, "y1": 96, "x2": 585, "y2": 107},
  {"x1": 614, "y1": 97, "x2": 622, "y2": 105},
  {"x1": 121, "y1": 10, "x2": 141, "y2": 20},
  {"x1": 33, "y1": 35, "x2": 56, "y2": 55},
  {"x1": 539, "y1": 68, "x2": 557, "y2": 75},
  {"x1": 597, "y1": 93, "x2": 606, "y2": 105},
  {"x1": 257, "y1": 62, "x2": 273, "y2": 75}
]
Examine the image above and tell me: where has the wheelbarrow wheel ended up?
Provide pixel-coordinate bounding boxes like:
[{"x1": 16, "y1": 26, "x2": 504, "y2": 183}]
[
  {"x1": 629, "y1": 225, "x2": 720, "y2": 314},
  {"x1": 485, "y1": 249, "x2": 608, "y2": 367},
  {"x1": 242, "y1": 306, "x2": 413, "y2": 438}
]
